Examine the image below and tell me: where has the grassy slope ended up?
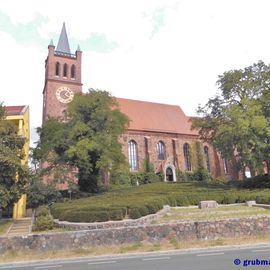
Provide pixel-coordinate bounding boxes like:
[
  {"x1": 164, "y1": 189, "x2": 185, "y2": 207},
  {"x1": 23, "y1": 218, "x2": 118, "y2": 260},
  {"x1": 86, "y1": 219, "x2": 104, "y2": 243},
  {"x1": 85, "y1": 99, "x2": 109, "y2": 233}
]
[{"x1": 51, "y1": 182, "x2": 270, "y2": 222}]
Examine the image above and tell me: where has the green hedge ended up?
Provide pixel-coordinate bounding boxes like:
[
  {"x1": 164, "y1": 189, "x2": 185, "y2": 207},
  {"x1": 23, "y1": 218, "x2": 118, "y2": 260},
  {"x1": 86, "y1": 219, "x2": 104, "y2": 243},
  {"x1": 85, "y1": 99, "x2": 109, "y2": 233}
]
[{"x1": 50, "y1": 182, "x2": 270, "y2": 222}]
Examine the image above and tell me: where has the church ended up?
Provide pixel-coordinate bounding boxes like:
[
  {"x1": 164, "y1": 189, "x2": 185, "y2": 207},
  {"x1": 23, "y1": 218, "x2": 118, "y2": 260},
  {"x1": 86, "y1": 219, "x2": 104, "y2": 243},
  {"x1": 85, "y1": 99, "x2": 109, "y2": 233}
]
[{"x1": 42, "y1": 24, "x2": 231, "y2": 182}]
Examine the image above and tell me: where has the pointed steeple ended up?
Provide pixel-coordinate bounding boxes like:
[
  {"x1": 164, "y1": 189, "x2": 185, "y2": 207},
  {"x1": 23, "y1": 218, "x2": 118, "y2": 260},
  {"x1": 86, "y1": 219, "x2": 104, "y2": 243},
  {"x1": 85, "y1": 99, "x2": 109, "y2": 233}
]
[{"x1": 56, "y1": 22, "x2": 71, "y2": 54}]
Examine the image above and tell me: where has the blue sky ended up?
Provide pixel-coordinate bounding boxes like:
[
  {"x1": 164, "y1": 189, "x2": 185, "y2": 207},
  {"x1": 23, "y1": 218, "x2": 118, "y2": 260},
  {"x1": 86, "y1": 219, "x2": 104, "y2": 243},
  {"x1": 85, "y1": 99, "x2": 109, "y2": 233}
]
[{"x1": 1, "y1": 0, "x2": 270, "y2": 144}]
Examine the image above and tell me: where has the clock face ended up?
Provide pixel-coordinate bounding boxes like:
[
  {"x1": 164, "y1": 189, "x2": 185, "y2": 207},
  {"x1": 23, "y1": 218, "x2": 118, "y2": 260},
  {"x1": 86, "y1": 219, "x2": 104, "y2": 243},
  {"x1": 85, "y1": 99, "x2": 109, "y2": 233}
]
[{"x1": 56, "y1": 86, "x2": 74, "y2": 103}]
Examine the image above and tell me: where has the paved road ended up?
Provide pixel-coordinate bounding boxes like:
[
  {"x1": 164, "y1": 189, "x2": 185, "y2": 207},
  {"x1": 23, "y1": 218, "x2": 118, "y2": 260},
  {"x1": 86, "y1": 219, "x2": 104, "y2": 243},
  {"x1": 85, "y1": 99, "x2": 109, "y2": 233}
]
[{"x1": 1, "y1": 244, "x2": 270, "y2": 270}]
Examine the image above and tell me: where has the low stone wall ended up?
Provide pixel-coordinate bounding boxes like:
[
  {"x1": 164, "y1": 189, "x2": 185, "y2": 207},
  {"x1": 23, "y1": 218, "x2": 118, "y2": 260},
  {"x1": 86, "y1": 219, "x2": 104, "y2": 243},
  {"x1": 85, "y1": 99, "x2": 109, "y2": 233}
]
[
  {"x1": 55, "y1": 208, "x2": 168, "y2": 230},
  {"x1": 1, "y1": 216, "x2": 270, "y2": 254}
]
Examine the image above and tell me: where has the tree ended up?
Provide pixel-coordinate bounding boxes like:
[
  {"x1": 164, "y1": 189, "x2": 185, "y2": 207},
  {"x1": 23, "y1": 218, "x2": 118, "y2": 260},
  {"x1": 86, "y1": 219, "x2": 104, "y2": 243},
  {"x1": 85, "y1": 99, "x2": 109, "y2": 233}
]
[
  {"x1": 0, "y1": 103, "x2": 29, "y2": 208},
  {"x1": 26, "y1": 175, "x2": 62, "y2": 209},
  {"x1": 193, "y1": 61, "x2": 270, "y2": 178},
  {"x1": 34, "y1": 90, "x2": 129, "y2": 192}
]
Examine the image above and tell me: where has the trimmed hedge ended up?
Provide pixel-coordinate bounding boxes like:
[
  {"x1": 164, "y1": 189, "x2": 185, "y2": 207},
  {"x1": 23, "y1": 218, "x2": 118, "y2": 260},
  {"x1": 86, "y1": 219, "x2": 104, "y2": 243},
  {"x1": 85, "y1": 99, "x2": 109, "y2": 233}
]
[{"x1": 50, "y1": 182, "x2": 270, "y2": 222}]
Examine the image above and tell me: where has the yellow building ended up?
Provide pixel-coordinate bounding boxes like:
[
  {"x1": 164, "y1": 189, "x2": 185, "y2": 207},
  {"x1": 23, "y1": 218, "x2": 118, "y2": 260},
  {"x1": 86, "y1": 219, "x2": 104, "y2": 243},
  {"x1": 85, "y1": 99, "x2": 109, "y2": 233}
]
[{"x1": 5, "y1": 105, "x2": 30, "y2": 219}]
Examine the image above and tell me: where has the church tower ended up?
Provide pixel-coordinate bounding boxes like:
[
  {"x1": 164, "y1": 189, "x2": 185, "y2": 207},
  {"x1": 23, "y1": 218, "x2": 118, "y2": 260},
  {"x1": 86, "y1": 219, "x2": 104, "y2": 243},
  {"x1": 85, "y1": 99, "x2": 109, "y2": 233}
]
[{"x1": 42, "y1": 23, "x2": 82, "y2": 122}]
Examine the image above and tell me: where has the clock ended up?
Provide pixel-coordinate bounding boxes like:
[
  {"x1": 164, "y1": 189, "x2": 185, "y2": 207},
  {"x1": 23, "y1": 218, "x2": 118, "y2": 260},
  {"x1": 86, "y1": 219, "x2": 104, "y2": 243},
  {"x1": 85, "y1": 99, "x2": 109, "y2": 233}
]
[{"x1": 56, "y1": 86, "x2": 74, "y2": 103}]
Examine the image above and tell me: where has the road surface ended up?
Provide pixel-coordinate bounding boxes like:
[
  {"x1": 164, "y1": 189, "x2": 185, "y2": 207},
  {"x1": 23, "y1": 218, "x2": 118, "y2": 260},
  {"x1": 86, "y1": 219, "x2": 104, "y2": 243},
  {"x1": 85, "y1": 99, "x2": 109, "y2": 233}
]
[{"x1": 1, "y1": 244, "x2": 270, "y2": 270}]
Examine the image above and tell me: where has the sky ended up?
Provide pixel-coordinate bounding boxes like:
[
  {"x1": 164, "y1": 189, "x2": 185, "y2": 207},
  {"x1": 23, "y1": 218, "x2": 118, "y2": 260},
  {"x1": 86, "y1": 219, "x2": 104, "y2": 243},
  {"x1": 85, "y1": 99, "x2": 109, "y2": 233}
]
[{"x1": 1, "y1": 0, "x2": 270, "y2": 145}]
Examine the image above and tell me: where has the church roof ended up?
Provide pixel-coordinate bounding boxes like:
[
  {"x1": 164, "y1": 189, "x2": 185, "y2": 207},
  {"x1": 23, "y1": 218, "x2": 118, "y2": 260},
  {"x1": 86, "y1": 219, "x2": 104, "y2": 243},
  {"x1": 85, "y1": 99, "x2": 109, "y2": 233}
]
[
  {"x1": 5, "y1": 106, "x2": 28, "y2": 116},
  {"x1": 116, "y1": 98, "x2": 198, "y2": 136},
  {"x1": 56, "y1": 23, "x2": 71, "y2": 54}
]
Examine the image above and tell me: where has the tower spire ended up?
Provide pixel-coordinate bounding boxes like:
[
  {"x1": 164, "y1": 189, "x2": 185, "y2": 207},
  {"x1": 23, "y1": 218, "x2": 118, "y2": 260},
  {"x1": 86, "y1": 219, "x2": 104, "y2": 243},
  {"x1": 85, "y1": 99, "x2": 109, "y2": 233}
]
[{"x1": 56, "y1": 22, "x2": 71, "y2": 54}]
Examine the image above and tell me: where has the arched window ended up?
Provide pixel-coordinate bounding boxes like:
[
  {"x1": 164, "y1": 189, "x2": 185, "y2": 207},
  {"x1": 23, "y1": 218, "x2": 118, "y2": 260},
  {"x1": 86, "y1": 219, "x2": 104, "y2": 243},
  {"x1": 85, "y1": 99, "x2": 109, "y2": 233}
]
[
  {"x1": 183, "y1": 143, "x2": 191, "y2": 171},
  {"x1": 128, "y1": 140, "x2": 138, "y2": 171},
  {"x1": 55, "y1": 62, "x2": 60, "y2": 76},
  {"x1": 71, "y1": 64, "x2": 76, "y2": 79},
  {"x1": 204, "y1": 146, "x2": 210, "y2": 172},
  {"x1": 223, "y1": 159, "x2": 228, "y2": 174},
  {"x1": 63, "y1": 63, "x2": 68, "y2": 77},
  {"x1": 157, "y1": 141, "x2": 166, "y2": 160}
]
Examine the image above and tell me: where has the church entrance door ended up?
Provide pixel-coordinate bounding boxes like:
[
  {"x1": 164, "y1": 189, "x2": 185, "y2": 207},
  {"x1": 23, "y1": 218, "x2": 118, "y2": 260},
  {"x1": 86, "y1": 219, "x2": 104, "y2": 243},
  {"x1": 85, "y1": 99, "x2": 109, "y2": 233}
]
[{"x1": 166, "y1": 167, "x2": 174, "y2": 181}]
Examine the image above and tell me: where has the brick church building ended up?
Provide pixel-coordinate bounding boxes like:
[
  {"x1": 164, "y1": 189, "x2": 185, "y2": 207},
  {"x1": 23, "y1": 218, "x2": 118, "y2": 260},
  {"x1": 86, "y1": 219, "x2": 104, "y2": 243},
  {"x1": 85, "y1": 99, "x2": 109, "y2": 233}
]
[{"x1": 42, "y1": 24, "x2": 231, "y2": 182}]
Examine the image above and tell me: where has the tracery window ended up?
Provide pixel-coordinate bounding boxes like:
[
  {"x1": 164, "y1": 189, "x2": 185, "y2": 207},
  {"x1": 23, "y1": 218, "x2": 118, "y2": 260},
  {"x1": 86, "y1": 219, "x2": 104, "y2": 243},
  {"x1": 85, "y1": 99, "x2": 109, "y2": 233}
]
[
  {"x1": 183, "y1": 143, "x2": 191, "y2": 171},
  {"x1": 157, "y1": 141, "x2": 166, "y2": 160},
  {"x1": 128, "y1": 140, "x2": 138, "y2": 171},
  {"x1": 204, "y1": 146, "x2": 211, "y2": 172}
]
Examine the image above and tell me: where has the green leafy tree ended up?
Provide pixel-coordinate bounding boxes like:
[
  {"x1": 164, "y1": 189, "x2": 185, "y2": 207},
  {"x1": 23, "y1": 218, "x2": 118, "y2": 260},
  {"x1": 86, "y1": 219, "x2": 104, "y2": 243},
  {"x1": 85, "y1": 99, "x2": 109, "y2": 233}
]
[
  {"x1": 0, "y1": 103, "x2": 29, "y2": 208},
  {"x1": 34, "y1": 90, "x2": 129, "y2": 192},
  {"x1": 26, "y1": 175, "x2": 62, "y2": 209},
  {"x1": 193, "y1": 61, "x2": 270, "y2": 178}
]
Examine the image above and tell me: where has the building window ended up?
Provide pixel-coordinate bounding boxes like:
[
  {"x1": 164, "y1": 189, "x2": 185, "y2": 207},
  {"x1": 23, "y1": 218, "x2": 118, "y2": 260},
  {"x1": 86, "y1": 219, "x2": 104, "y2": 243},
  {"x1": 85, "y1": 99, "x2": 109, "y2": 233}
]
[
  {"x1": 223, "y1": 158, "x2": 228, "y2": 174},
  {"x1": 128, "y1": 140, "x2": 138, "y2": 171},
  {"x1": 204, "y1": 146, "x2": 210, "y2": 172},
  {"x1": 183, "y1": 143, "x2": 191, "y2": 171},
  {"x1": 71, "y1": 64, "x2": 76, "y2": 79},
  {"x1": 157, "y1": 141, "x2": 166, "y2": 160},
  {"x1": 55, "y1": 62, "x2": 60, "y2": 76},
  {"x1": 63, "y1": 63, "x2": 68, "y2": 77}
]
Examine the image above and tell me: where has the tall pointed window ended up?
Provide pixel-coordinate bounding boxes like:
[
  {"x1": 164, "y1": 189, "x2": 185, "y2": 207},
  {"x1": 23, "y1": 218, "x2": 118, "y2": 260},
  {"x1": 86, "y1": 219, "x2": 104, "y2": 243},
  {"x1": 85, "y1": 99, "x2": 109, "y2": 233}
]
[
  {"x1": 71, "y1": 64, "x2": 76, "y2": 79},
  {"x1": 204, "y1": 146, "x2": 210, "y2": 172},
  {"x1": 63, "y1": 63, "x2": 68, "y2": 77},
  {"x1": 128, "y1": 140, "x2": 138, "y2": 171},
  {"x1": 55, "y1": 62, "x2": 60, "y2": 76},
  {"x1": 223, "y1": 159, "x2": 228, "y2": 174},
  {"x1": 183, "y1": 143, "x2": 191, "y2": 171},
  {"x1": 157, "y1": 141, "x2": 166, "y2": 160}
]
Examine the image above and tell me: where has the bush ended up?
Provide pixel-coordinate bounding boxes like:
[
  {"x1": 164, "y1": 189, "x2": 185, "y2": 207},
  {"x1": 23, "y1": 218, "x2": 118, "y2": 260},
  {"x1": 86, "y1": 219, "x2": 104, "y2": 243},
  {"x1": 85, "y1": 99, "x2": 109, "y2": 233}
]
[
  {"x1": 129, "y1": 208, "x2": 141, "y2": 219},
  {"x1": 193, "y1": 168, "x2": 212, "y2": 182},
  {"x1": 33, "y1": 206, "x2": 54, "y2": 231},
  {"x1": 33, "y1": 214, "x2": 54, "y2": 231},
  {"x1": 167, "y1": 196, "x2": 177, "y2": 206},
  {"x1": 176, "y1": 196, "x2": 190, "y2": 206},
  {"x1": 50, "y1": 181, "x2": 270, "y2": 223},
  {"x1": 221, "y1": 194, "x2": 237, "y2": 204},
  {"x1": 27, "y1": 180, "x2": 62, "y2": 209},
  {"x1": 109, "y1": 209, "x2": 124, "y2": 221},
  {"x1": 111, "y1": 168, "x2": 132, "y2": 186},
  {"x1": 241, "y1": 174, "x2": 270, "y2": 189},
  {"x1": 145, "y1": 203, "x2": 158, "y2": 214},
  {"x1": 59, "y1": 210, "x2": 110, "y2": 223},
  {"x1": 176, "y1": 169, "x2": 185, "y2": 181},
  {"x1": 138, "y1": 206, "x2": 149, "y2": 217},
  {"x1": 36, "y1": 205, "x2": 51, "y2": 217}
]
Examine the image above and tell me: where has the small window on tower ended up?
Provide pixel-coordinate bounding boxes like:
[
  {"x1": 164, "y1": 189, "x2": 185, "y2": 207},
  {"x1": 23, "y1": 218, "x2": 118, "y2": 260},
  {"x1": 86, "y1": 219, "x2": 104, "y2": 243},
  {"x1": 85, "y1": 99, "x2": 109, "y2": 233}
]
[
  {"x1": 63, "y1": 63, "x2": 68, "y2": 77},
  {"x1": 71, "y1": 64, "x2": 76, "y2": 79},
  {"x1": 55, "y1": 62, "x2": 60, "y2": 76}
]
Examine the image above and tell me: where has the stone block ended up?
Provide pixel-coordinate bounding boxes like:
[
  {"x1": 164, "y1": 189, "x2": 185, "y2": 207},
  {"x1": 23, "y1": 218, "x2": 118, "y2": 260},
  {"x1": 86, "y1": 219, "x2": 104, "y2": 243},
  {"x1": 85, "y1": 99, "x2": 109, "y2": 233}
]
[
  {"x1": 246, "y1": 201, "x2": 256, "y2": 207},
  {"x1": 163, "y1": 205, "x2": 171, "y2": 212},
  {"x1": 199, "y1": 200, "x2": 218, "y2": 209}
]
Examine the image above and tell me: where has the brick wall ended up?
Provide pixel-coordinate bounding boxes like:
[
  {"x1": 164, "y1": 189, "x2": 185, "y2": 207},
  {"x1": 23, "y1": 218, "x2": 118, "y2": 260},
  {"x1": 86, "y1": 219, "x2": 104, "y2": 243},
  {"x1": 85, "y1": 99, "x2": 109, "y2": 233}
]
[{"x1": 120, "y1": 130, "x2": 225, "y2": 177}]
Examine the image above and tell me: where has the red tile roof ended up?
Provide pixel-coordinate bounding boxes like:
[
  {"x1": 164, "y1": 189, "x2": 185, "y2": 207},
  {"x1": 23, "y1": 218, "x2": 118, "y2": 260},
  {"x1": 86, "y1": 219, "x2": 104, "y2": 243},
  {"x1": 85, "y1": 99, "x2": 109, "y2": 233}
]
[
  {"x1": 4, "y1": 106, "x2": 27, "y2": 116},
  {"x1": 116, "y1": 98, "x2": 198, "y2": 136}
]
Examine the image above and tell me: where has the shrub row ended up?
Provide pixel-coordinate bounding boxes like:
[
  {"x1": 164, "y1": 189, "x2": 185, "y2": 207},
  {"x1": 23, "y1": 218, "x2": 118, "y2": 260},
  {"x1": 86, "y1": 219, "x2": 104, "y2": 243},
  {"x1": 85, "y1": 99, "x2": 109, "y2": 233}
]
[{"x1": 50, "y1": 182, "x2": 270, "y2": 222}]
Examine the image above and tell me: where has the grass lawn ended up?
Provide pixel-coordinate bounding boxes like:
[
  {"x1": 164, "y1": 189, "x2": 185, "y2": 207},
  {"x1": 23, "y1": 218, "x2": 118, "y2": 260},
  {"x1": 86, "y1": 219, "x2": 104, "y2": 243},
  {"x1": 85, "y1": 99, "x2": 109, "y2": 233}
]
[
  {"x1": 156, "y1": 205, "x2": 270, "y2": 223},
  {"x1": 0, "y1": 220, "x2": 12, "y2": 235},
  {"x1": 50, "y1": 181, "x2": 270, "y2": 222}
]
